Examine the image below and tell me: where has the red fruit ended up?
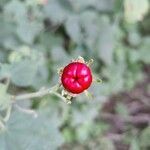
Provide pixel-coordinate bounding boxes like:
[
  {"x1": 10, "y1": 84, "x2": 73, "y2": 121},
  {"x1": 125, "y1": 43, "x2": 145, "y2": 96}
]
[{"x1": 61, "y1": 62, "x2": 92, "y2": 94}]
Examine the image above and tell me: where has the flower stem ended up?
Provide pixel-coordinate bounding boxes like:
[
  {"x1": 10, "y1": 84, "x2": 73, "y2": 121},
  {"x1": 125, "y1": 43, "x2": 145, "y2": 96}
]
[{"x1": 13, "y1": 84, "x2": 60, "y2": 101}]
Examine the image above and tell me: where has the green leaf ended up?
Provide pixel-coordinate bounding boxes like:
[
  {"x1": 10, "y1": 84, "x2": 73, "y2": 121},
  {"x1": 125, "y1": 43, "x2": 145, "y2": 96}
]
[
  {"x1": 51, "y1": 46, "x2": 70, "y2": 65},
  {"x1": 124, "y1": 0, "x2": 149, "y2": 23},
  {"x1": 62, "y1": 128, "x2": 75, "y2": 143},
  {"x1": 31, "y1": 58, "x2": 49, "y2": 89},
  {"x1": 0, "y1": 16, "x2": 17, "y2": 49},
  {"x1": 99, "y1": 137, "x2": 115, "y2": 150},
  {"x1": 0, "y1": 64, "x2": 11, "y2": 80},
  {"x1": 72, "y1": 103, "x2": 98, "y2": 125},
  {"x1": 17, "y1": 20, "x2": 42, "y2": 44},
  {"x1": 80, "y1": 11, "x2": 99, "y2": 50},
  {"x1": 65, "y1": 15, "x2": 82, "y2": 44},
  {"x1": 128, "y1": 31, "x2": 141, "y2": 47},
  {"x1": 95, "y1": 0, "x2": 114, "y2": 12},
  {"x1": 44, "y1": 0, "x2": 69, "y2": 24},
  {"x1": 138, "y1": 38, "x2": 150, "y2": 64},
  {"x1": 102, "y1": 62, "x2": 124, "y2": 93},
  {"x1": 140, "y1": 126, "x2": 150, "y2": 148},
  {"x1": 39, "y1": 32, "x2": 63, "y2": 50},
  {"x1": 0, "y1": 51, "x2": 6, "y2": 62},
  {"x1": 4, "y1": 0, "x2": 26, "y2": 22},
  {"x1": 128, "y1": 50, "x2": 140, "y2": 63},
  {"x1": 97, "y1": 20, "x2": 115, "y2": 65},
  {"x1": 130, "y1": 138, "x2": 140, "y2": 150},
  {"x1": 0, "y1": 110, "x2": 64, "y2": 150},
  {"x1": 0, "y1": 83, "x2": 11, "y2": 111},
  {"x1": 10, "y1": 59, "x2": 38, "y2": 87},
  {"x1": 9, "y1": 47, "x2": 49, "y2": 88},
  {"x1": 76, "y1": 122, "x2": 92, "y2": 142},
  {"x1": 69, "y1": 0, "x2": 97, "y2": 11}
]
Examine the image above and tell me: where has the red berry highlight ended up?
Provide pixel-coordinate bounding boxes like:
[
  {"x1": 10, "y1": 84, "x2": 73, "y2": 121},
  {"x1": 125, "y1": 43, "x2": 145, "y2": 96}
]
[{"x1": 61, "y1": 62, "x2": 92, "y2": 94}]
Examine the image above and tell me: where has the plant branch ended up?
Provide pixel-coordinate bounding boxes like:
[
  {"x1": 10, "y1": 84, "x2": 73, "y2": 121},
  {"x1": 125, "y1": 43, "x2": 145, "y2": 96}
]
[
  {"x1": 14, "y1": 104, "x2": 38, "y2": 118},
  {"x1": 3, "y1": 105, "x2": 12, "y2": 122},
  {"x1": 14, "y1": 88, "x2": 51, "y2": 101},
  {"x1": 12, "y1": 84, "x2": 61, "y2": 101},
  {"x1": 0, "y1": 116, "x2": 6, "y2": 131}
]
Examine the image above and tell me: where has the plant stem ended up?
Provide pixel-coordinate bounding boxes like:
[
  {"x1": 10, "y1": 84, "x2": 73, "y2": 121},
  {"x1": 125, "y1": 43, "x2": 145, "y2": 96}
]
[
  {"x1": 13, "y1": 84, "x2": 60, "y2": 101},
  {"x1": 12, "y1": 84, "x2": 68, "y2": 103},
  {"x1": 3, "y1": 106, "x2": 12, "y2": 122},
  {"x1": 14, "y1": 104, "x2": 38, "y2": 118},
  {"x1": 14, "y1": 88, "x2": 52, "y2": 101}
]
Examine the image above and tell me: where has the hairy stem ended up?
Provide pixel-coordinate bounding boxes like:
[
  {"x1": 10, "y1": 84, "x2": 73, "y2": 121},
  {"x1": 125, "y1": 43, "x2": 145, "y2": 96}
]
[
  {"x1": 12, "y1": 84, "x2": 61, "y2": 101},
  {"x1": 14, "y1": 88, "x2": 52, "y2": 101},
  {"x1": 3, "y1": 106, "x2": 12, "y2": 122}
]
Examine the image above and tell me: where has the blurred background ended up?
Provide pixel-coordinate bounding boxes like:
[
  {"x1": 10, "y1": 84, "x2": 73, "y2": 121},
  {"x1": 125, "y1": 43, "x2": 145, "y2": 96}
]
[{"x1": 0, "y1": 0, "x2": 150, "y2": 150}]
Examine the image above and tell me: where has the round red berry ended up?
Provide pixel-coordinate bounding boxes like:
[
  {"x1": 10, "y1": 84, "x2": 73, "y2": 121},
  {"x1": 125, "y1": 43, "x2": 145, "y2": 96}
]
[{"x1": 61, "y1": 62, "x2": 92, "y2": 94}]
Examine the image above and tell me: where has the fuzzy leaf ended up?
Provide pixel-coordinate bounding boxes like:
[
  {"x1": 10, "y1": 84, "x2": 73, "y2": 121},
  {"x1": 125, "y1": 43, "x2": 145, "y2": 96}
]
[
  {"x1": 0, "y1": 110, "x2": 64, "y2": 150},
  {"x1": 0, "y1": 83, "x2": 11, "y2": 111},
  {"x1": 124, "y1": 0, "x2": 149, "y2": 23}
]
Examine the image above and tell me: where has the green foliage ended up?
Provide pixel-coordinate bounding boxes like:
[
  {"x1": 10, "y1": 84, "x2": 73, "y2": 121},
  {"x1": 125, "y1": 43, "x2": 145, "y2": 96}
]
[
  {"x1": 0, "y1": 0, "x2": 149, "y2": 149},
  {"x1": 124, "y1": 0, "x2": 149, "y2": 23},
  {"x1": 140, "y1": 126, "x2": 150, "y2": 149},
  {"x1": 0, "y1": 110, "x2": 64, "y2": 150},
  {"x1": 130, "y1": 138, "x2": 140, "y2": 150},
  {"x1": 0, "y1": 83, "x2": 11, "y2": 110},
  {"x1": 99, "y1": 137, "x2": 115, "y2": 150}
]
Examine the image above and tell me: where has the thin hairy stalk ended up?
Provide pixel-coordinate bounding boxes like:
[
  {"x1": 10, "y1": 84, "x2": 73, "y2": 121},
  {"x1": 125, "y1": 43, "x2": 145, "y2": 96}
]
[
  {"x1": 11, "y1": 84, "x2": 68, "y2": 104},
  {"x1": 3, "y1": 106, "x2": 12, "y2": 122},
  {"x1": 12, "y1": 84, "x2": 60, "y2": 101},
  {"x1": 14, "y1": 104, "x2": 38, "y2": 118}
]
